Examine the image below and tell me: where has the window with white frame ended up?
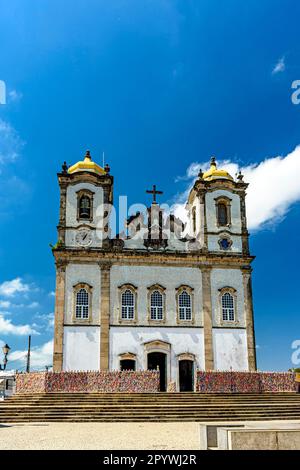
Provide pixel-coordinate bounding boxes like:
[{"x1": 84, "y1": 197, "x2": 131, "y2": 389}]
[
  {"x1": 75, "y1": 288, "x2": 89, "y2": 319},
  {"x1": 221, "y1": 292, "x2": 235, "y2": 321},
  {"x1": 150, "y1": 290, "x2": 164, "y2": 320},
  {"x1": 178, "y1": 290, "x2": 192, "y2": 321},
  {"x1": 121, "y1": 289, "x2": 135, "y2": 320}
]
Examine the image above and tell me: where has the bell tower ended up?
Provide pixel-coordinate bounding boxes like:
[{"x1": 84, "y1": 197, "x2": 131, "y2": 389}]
[
  {"x1": 57, "y1": 150, "x2": 113, "y2": 249},
  {"x1": 53, "y1": 150, "x2": 113, "y2": 372},
  {"x1": 187, "y1": 157, "x2": 249, "y2": 255}
]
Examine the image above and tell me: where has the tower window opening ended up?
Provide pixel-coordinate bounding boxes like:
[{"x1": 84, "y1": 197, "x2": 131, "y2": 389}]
[
  {"x1": 217, "y1": 203, "x2": 228, "y2": 226},
  {"x1": 79, "y1": 195, "x2": 91, "y2": 219}
]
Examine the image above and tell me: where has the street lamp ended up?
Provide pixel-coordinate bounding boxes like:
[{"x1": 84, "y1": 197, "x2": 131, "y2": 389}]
[{"x1": 0, "y1": 344, "x2": 11, "y2": 370}]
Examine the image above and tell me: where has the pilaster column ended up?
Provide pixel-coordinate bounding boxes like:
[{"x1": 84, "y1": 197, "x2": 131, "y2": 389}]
[
  {"x1": 53, "y1": 260, "x2": 67, "y2": 372},
  {"x1": 198, "y1": 191, "x2": 207, "y2": 249},
  {"x1": 240, "y1": 192, "x2": 250, "y2": 255},
  {"x1": 100, "y1": 262, "x2": 111, "y2": 370},
  {"x1": 58, "y1": 184, "x2": 67, "y2": 244},
  {"x1": 242, "y1": 267, "x2": 257, "y2": 371},
  {"x1": 201, "y1": 266, "x2": 214, "y2": 370},
  {"x1": 102, "y1": 185, "x2": 112, "y2": 249}
]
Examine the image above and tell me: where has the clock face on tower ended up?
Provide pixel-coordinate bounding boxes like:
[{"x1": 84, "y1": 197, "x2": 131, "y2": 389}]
[{"x1": 75, "y1": 228, "x2": 93, "y2": 247}]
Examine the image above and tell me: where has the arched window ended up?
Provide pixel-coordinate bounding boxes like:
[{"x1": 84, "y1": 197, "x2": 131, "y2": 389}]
[
  {"x1": 121, "y1": 289, "x2": 135, "y2": 320},
  {"x1": 79, "y1": 195, "x2": 91, "y2": 219},
  {"x1": 178, "y1": 290, "x2": 192, "y2": 321},
  {"x1": 221, "y1": 292, "x2": 235, "y2": 321},
  {"x1": 75, "y1": 288, "x2": 89, "y2": 319},
  {"x1": 150, "y1": 290, "x2": 164, "y2": 320},
  {"x1": 217, "y1": 202, "x2": 228, "y2": 226}
]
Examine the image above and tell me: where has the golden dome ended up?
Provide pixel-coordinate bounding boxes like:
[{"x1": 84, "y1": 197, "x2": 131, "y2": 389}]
[
  {"x1": 202, "y1": 157, "x2": 233, "y2": 181},
  {"x1": 68, "y1": 150, "x2": 106, "y2": 176}
]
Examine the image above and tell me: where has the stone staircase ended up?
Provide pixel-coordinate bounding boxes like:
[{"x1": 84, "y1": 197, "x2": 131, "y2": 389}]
[{"x1": 1, "y1": 392, "x2": 300, "y2": 422}]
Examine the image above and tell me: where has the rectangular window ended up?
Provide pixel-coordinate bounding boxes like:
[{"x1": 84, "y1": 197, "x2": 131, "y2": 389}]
[
  {"x1": 179, "y1": 307, "x2": 192, "y2": 321},
  {"x1": 122, "y1": 305, "x2": 134, "y2": 320},
  {"x1": 150, "y1": 306, "x2": 163, "y2": 320}
]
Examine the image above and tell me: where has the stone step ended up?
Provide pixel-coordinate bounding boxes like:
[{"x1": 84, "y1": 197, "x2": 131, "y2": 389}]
[
  {"x1": 1, "y1": 416, "x2": 300, "y2": 423},
  {"x1": 1, "y1": 413, "x2": 300, "y2": 419},
  {"x1": 3, "y1": 392, "x2": 299, "y2": 423},
  {"x1": 6, "y1": 395, "x2": 300, "y2": 400},
  {"x1": 1, "y1": 404, "x2": 300, "y2": 410},
  {"x1": 8, "y1": 397, "x2": 300, "y2": 403},
  {"x1": 0, "y1": 410, "x2": 300, "y2": 419},
  {"x1": 1, "y1": 409, "x2": 300, "y2": 416},
  {"x1": 11, "y1": 393, "x2": 299, "y2": 396},
  {"x1": 12, "y1": 393, "x2": 298, "y2": 397},
  {"x1": 5, "y1": 396, "x2": 300, "y2": 401}
]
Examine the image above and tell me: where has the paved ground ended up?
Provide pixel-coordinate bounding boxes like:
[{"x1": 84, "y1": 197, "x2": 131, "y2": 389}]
[
  {"x1": 0, "y1": 422, "x2": 200, "y2": 450},
  {"x1": 1, "y1": 420, "x2": 300, "y2": 450}
]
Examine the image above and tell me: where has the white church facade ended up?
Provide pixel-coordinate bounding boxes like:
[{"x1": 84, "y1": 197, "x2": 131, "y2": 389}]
[{"x1": 53, "y1": 151, "x2": 256, "y2": 391}]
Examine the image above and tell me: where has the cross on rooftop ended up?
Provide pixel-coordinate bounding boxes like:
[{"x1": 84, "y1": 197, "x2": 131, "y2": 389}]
[{"x1": 146, "y1": 184, "x2": 163, "y2": 204}]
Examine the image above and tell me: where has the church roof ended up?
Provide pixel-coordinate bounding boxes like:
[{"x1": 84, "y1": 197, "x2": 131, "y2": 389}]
[
  {"x1": 202, "y1": 157, "x2": 233, "y2": 181},
  {"x1": 68, "y1": 150, "x2": 106, "y2": 176}
]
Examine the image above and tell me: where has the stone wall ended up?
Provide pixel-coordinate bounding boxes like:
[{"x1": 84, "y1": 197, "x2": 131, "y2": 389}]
[
  {"x1": 16, "y1": 370, "x2": 159, "y2": 394},
  {"x1": 196, "y1": 371, "x2": 296, "y2": 393}
]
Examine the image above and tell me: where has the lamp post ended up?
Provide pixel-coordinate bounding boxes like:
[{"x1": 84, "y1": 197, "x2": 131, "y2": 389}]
[{"x1": 0, "y1": 344, "x2": 11, "y2": 370}]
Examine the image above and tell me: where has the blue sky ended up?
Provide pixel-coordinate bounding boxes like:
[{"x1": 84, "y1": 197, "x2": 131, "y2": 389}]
[{"x1": 0, "y1": 0, "x2": 300, "y2": 371}]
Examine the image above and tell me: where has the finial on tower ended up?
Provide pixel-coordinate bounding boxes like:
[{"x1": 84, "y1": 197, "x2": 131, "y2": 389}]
[
  {"x1": 237, "y1": 170, "x2": 244, "y2": 182},
  {"x1": 85, "y1": 150, "x2": 92, "y2": 160},
  {"x1": 202, "y1": 156, "x2": 233, "y2": 181},
  {"x1": 198, "y1": 168, "x2": 204, "y2": 179},
  {"x1": 104, "y1": 163, "x2": 110, "y2": 174},
  {"x1": 61, "y1": 161, "x2": 68, "y2": 174},
  {"x1": 210, "y1": 156, "x2": 217, "y2": 168}
]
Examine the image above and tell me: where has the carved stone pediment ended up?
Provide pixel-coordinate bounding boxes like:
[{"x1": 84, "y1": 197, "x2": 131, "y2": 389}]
[
  {"x1": 119, "y1": 352, "x2": 136, "y2": 361},
  {"x1": 177, "y1": 352, "x2": 195, "y2": 362},
  {"x1": 144, "y1": 340, "x2": 171, "y2": 353}
]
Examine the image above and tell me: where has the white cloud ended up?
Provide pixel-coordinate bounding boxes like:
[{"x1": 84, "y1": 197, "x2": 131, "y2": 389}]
[
  {"x1": 0, "y1": 119, "x2": 24, "y2": 167},
  {"x1": 0, "y1": 300, "x2": 11, "y2": 309},
  {"x1": 34, "y1": 312, "x2": 54, "y2": 330},
  {"x1": 0, "y1": 314, "x2": 39, "y2": 336},
  {"x1": 9, "y1": 340, "x2": 53, "y2": 368},
  {"x1": 0, "y1": 277, "x2": 30, "y2": 297},
  {"x1": 0, "y1": 120, "x2": 30, "y2": 217},
  {"x1": 8, "y1": 89, "x2": 22, "y2": 102},
  {"x1": 173, "y1": 146, "x2": 300, "y2": 231},
  {"x1": 272, "y1": 56, "x2": 285, "y2": 74},
  {"x1": 27, "y1": 301, "x2": 39, "y2": 309}
]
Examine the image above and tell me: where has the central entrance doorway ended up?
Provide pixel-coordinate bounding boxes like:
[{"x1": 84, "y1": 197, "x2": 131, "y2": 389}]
[
  {"x1": 179, "y1": 360, "x2": 194, "y2": 392},
  {"x1": 147, "y1": 352, "x2": 167, "y2": 391}
]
